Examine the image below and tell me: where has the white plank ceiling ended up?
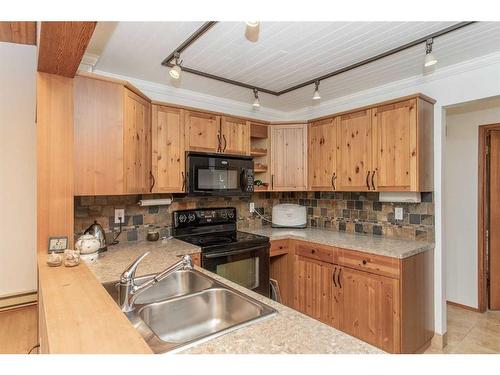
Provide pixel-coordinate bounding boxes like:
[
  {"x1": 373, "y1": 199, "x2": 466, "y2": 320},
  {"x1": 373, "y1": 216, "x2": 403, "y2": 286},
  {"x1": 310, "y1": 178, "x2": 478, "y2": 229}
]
[{"x1": 89, "y1": 21, "x2": 500, "y2": 112}]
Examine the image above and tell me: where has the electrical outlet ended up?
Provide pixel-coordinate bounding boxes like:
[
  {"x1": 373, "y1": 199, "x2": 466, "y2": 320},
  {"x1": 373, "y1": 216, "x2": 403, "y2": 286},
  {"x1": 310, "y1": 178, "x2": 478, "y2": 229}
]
[
  {"x1": 114, "y1": 208, "x2": 125, "y2": 224},
  {"x1": 395, "y1": 207, "x2": 403, "y2": 221},
  {"x1": 249, "y1": 202, "x2": 255, "y2": 213}
]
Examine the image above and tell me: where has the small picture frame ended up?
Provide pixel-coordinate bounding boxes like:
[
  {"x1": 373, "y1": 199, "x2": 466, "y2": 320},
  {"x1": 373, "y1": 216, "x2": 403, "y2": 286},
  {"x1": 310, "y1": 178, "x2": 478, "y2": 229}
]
[{"x1": 48, "y1": 236, "x2": 68, "y2": 253}]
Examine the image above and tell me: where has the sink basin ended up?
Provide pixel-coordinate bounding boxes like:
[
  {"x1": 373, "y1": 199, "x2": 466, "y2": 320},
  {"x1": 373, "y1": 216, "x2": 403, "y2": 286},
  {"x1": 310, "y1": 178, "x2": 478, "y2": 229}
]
[
  {"x1": 102, "y1": 269, "x2": 215, "y2": 305},
  {"x1": 138, "y1": 288, "x2": 272, "y2": 344}
]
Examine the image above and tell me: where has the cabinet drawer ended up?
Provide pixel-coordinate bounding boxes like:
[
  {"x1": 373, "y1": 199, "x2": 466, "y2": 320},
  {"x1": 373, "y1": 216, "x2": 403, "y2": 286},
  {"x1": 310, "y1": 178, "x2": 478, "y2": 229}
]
[
  {"x1": 295, "y1": 241, "x2": 337, "y2": 263},
  {"x1": 339, "y1": 249, "x2": 400, "y2": 279},
  {"x1": 270, "y1": 239, "x2": 290, "y2": 257}
]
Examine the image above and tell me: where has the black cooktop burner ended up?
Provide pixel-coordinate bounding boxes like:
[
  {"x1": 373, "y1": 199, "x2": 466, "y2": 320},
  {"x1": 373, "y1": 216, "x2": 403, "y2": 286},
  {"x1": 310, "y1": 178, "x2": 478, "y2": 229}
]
[{"x1": 177, "y1": 230, "x2": 268, "y2": 252}]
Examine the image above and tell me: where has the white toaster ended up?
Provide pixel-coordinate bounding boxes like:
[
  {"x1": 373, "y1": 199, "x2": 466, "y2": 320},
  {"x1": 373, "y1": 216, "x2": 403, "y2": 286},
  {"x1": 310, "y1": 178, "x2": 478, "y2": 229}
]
[{"x1": 271, "y1": 204, "x2": 307, "y2": 228}]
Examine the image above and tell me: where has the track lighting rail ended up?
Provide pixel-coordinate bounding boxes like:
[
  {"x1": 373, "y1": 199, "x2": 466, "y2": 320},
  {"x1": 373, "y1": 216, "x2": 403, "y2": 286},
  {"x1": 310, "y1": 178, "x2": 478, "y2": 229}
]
[{"x1": 161, "y1": 21, "x2": 476, "y2": 96}]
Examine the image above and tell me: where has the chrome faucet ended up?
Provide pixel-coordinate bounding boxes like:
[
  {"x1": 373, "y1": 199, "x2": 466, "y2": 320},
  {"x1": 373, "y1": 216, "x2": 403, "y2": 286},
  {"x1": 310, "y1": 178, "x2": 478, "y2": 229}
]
[{"x1": 119, "y1": 252, "x2": 194, "y2": 312}]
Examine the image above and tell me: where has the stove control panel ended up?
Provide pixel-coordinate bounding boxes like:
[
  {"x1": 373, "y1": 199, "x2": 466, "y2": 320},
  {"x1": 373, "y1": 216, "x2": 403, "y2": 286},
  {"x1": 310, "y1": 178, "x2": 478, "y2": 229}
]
[{"x1": 173, "y1": 207, "x2": 237, "y2": 228}]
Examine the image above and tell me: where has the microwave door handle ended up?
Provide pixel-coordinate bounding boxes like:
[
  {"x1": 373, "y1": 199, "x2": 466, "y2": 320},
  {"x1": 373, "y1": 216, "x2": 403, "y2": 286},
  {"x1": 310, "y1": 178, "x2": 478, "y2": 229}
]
[
  {"x1": 240, "y1": 169, "x2": 248, "y2": 190},
  {"x1": 204, "y1": 245, "x2": 265, "y2": 259}
]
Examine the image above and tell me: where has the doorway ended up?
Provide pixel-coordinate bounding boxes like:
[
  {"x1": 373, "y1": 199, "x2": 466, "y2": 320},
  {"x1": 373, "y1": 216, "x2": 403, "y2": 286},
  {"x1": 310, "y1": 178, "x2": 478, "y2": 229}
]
[{"x1": 479, "y1": 124, "x2": 500, "y2": 311}]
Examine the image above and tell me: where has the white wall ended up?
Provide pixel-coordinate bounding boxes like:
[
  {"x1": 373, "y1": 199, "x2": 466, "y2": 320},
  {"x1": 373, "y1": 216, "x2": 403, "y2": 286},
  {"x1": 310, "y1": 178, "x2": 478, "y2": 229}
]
[
  {"x1": 0, "y1": 43, "x2": 37, "y2": 297},
  {"x1": 445, "y1": 98, "x2": 500, "y2": 308}
]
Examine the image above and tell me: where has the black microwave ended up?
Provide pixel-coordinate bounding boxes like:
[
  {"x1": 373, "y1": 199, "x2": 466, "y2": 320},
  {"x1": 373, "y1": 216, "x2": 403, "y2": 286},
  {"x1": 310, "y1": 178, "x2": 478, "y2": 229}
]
[{"x1": 186, "y1": 152, "x2": 254, "y2": 196}]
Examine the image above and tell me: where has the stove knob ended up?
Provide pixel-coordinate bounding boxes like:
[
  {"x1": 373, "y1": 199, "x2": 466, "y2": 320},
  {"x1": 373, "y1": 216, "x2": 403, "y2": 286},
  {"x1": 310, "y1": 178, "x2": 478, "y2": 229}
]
[
  {"x1": 179, "y1": 214, "x2": 187, "y2": 223},
  {"x1": 221, "y1": 211, "x2": 227, "y2": 218},
  {"x1": 188, "y1": 213, "x2": 196, "y2": 222},
  {"x1": 228, "y1": 211, "x2": 234, "y2": 219}
]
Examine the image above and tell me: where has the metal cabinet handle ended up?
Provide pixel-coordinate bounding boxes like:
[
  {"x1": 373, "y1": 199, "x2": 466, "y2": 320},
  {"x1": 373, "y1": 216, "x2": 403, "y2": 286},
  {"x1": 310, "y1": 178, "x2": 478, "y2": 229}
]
[
  {"x1": 371, "y1": 170, "x2": 376, "y2": 190},
  {"x1": 217, "y1": 134, "x2": 221, "y2": 152},
  {"x1": 311, "y1": 249, "x2": 316, "y2": 254},
  {"x1": 271, "y1": 174, "x2": 274, "y2": 190},
  {"x1": 366, "y1": 171, "x2": 370, "y2": 190},
  {"x1": 333, "y1": 267, "x2": 338, "y2": 288},
  {"x1": 149, "y1": 171, "x2": 155, "y2": 192},
  {"x1": 362, "y1": 259, "x2": 367, "y2": 265},
  {"x1": 222, "y1": 135, "x2": 227, "y2": 152},
  {"x1": 337, "y1": 267, "x2": 342, "y2": 289},
  {"x1": 331, "y1": 172, "x2": 336, "y2": 190},
  {"x1": 181, "y1": 171, "x2": 185, "y2": 191}
]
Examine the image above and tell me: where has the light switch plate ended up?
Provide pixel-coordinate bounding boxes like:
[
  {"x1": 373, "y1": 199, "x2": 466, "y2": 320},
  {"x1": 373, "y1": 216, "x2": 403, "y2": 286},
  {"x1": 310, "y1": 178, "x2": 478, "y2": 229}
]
[
  {"x1": 115, "y1": 208, "x2": 125, "y2": 224},
  {"x1": 395, "y1": 207, "x2": 404, "y2": 221},
  {"x1": 249, "y1": 202, "x2": 255, "y2": 213}
]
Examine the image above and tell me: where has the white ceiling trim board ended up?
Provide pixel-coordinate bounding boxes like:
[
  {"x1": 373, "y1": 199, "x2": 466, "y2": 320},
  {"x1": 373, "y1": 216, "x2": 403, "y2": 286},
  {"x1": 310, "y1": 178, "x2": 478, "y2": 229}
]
[
  {"x1": 286, "y1": 50, "x2": 500, "y2": 121},
  {"x1": 91, "y1": 68, "x2": 288, "y2": 121}
]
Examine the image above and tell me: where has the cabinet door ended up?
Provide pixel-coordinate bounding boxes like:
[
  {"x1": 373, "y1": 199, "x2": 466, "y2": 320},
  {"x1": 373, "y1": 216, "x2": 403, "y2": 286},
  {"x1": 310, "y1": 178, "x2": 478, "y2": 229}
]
[
  {"x1": 270, "y1": 124, "x2": 307, "y2": 191},
  {"x1": 295, "y1": 256, "x2": 334, "y2": 324},
  {"x1": 185, "y1": 111, "x2": 220, "y2": 153},
  {"x1": 152, "y1": 105, "x2": 185, "y2": 193},
  {"x1": 74, "y1": 76, "x2": 125, "y2": 195},
  {"x1": 308, "y1": 117, "x2": 338, "y2": 191},
  {"x1": 340, "y1": 267, "x2": 400, "y2": 353},
  {"x1": 337, "y1": 110, "x2": 373, "y2": 191},
  {"x1": 123, "y1": 89, "x2": 152, "y2": 194},
  {"x1": 220, "y1": 116, "x2": 250, "y2": 155},
  {"x1": 372, "y1": 99, "x2": 416, "y2": 191}
]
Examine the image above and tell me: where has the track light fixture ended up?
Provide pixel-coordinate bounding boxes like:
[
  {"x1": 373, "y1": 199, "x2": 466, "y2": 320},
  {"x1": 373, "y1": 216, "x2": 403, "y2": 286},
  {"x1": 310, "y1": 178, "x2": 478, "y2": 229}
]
[
  {"x1": 252, "y1": 88, "x2": 260, "y2": 108},
  {"x1": 245, "y1": 21, "x2": 260, "y2": 43},
  {"x1": 424, "y1": 38, "x2": 437, "y2": 68},
  {"x1": 312, "y1": 80, "x2": 321, "y2": 100},
  {"x1": 169, "y1": 52, "x2": 182, "y2": 79},
  {"x1": 246, "y1": 21, "x2": 260, "y2": 28}
]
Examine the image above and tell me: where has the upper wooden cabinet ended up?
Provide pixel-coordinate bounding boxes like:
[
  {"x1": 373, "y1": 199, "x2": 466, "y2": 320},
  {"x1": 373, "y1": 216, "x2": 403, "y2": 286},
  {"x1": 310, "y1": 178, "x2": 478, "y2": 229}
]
[
  {"x1": 337, "y1": 109, "x2": 373, "y2": 191},
  {"x1": 270, "y1": 124, "x2": 308, "y2": 191},
  {"x1": 308, "y1": 117, "x2": 338, "y2": 191},
  {"x1": 372, "y1": 97, "x2": 433, "y2": 191},
  {"x1": 184, "y1": 111, "x2": 221, "y2": 153},
  {"x1": 151, "y1": 105, "x2": 186, "y2": 193},
  {"x1": 220, "y1": 116, "x2": 250, "y2": 155},
  {"x1": 73, "y1": 76, "x2": 152, "y2": 196}
]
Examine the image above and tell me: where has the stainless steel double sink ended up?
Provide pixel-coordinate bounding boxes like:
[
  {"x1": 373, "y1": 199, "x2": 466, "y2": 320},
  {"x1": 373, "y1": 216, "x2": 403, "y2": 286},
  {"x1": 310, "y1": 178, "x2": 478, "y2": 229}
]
[{"x1": 102, "y1": 269, "x2": 276, "y2": 353}]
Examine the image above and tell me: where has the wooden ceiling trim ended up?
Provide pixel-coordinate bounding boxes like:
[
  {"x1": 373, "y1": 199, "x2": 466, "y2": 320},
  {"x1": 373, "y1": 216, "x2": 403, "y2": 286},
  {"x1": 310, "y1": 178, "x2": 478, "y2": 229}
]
[
  {"x1": 0, "y1": 22, "x2": 37, "y2": 45},
  {"x1": 38, "y1": 22, "x2": 97, "y2": 78}
]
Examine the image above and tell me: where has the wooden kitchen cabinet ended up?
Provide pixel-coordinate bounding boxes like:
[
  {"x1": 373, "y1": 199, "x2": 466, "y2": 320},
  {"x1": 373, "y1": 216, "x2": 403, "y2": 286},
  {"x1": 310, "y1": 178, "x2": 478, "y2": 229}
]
[
  {"x1": 73, "y1": 75, "x2": 152, "y2": 195},
  {"x1": 336, "y1": 109, "x2": 373, "y2": 191},
  {"x1": 220, "y1": 116, "x2": 250, "y2": 155},
  {"x1": 151, "y1": 105, "x2": 186, "y2": 193},
  {"x1": 308, "y1": 117, "x2": 338, "y2": 191},
  {"x1": 185, "y1": 110, "x2": 221, "y2": 153},
  {"x1": 371, "y1": 97, "x2": 433, "y2": 191},
  {"x1": 340, "y1": 266, "x2": 400, "y2": 353},
  {"x1": 270, "y1": 123, "x2": 308, "y2": 191}
]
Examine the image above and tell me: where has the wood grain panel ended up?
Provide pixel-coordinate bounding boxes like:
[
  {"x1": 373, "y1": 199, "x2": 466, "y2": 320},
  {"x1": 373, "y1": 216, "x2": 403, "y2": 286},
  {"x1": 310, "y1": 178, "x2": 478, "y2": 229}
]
[
  {"x1": 338, "y1": 248, "x2": 400, "y2": 279},
  {"x1": 295, "y1": 241, "x2": 337, "y2": 264},
  {"x1": 269, "y1": 240, "x2": 295, "y2": 307},
  {"x1": 185, "y1": 111, "x2": 220, "y2": 152},
  {"x1": 220, "y1": 116, "x2": 250, "y2": 155},
  {"x1": 490, "y1": 130, "x2": 500, "y2": 310},
  {"x1": 152, "y1": 105, "x2": 185, "y2": 193},
  {"x1": 308, "y1": 117, "x2": 337, "y2": 190},
  {"x1": 0, "y1": 22, "x2": 36, "y2": 45},
  {"x1": 73, "y1": 76, "x2": 125, "y2": 195},
  {"x1": 337, "y1": 110, "x2": 373, "y2": 191},
  {"x1": 341, "y1": 266, "x2": 400, "y2": 353},
  {"x1": 37, "y1": 72, "x2": 74, "y2": 253},
  {"x1": 400, "y1": 250, "x2": 435, "y2": 353},
  {"x1": 123, "y1": 89, "x2": 152, "y2": 194},
  {"x1": 0, "y1": 306, "x2": 37, "y2": 353},
  {"x1": 38, "y1": 22, "x2": 96, "y2": 78},
  {"x1": 417, "y1": 98, "x2": 434, "y2": 191}
]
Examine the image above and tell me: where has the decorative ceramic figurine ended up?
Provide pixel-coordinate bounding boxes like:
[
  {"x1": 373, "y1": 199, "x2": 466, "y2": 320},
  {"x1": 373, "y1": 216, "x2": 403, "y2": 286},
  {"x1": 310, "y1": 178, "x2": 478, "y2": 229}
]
[{"x1": 64, "y1": 249, "x2": 80, "y2": 267}]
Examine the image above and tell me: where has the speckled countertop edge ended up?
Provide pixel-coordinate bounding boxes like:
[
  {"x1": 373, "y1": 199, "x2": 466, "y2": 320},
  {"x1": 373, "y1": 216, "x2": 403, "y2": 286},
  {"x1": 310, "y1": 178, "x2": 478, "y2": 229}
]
[{"x1": 242, "y1": 227, "x2": 434, "y2": 259}]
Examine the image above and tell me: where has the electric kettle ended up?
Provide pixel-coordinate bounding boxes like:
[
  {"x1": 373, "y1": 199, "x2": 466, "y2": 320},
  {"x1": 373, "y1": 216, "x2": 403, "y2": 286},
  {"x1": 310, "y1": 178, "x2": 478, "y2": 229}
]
[{"x1": 84, "y1": 220, "x2": 108, "y2": 252}]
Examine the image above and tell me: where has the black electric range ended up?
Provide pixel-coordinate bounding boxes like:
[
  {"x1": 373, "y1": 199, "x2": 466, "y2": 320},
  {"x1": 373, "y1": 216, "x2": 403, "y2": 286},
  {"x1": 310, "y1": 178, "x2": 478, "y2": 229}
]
[{"x1": 172, "y1": 207, "x2": 270, "y2": 297}]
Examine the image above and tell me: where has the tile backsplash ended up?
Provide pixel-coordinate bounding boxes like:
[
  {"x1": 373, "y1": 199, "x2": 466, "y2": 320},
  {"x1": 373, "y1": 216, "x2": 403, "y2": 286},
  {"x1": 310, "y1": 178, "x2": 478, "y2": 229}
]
[{"x1": 74, "y1": 191, "x2": 434, "y2": 244}]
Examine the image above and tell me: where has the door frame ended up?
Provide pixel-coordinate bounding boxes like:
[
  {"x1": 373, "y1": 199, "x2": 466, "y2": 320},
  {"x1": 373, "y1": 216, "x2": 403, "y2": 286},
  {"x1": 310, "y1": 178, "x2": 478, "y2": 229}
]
[{"x1": 478, "y1": 123, "x2": 500, "y2": 312}]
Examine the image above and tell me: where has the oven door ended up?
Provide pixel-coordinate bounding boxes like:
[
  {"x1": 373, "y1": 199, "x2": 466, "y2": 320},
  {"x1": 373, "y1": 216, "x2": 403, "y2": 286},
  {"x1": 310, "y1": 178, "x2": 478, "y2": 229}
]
[
  {"x1": 187, "y1": 152, "x2": 253, "y2": 196},
  {"x1": 202, "y1": 244, "x2": 270, "y2": 297}
]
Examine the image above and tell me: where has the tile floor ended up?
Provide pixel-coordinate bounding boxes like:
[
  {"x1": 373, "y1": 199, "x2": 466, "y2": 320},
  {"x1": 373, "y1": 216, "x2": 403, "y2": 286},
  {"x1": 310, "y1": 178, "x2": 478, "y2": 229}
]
[{"x1": 425, "y1": 304, "x2": 500, "y2": 354}]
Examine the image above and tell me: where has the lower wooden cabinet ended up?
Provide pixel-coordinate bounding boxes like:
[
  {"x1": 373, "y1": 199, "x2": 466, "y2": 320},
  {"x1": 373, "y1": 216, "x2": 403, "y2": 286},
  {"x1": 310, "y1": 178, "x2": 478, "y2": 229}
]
[{"x1": 270, "y1": 239, "x2": 434, "y2": 353}]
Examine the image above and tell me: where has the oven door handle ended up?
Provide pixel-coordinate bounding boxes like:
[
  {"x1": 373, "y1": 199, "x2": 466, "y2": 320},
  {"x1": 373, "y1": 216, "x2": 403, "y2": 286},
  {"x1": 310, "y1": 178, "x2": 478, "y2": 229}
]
[{"x1": 203, "y1": 245, "x2": 265, "y2": 259}]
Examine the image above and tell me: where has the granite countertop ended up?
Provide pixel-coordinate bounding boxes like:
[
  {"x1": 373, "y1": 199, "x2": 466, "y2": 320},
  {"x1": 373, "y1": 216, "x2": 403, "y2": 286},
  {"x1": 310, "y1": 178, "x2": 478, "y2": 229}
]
[
  {"x1": 87, "y1": 239, "x2": 382, "y2": 354},
  {"x1": 243, "y1": 227, "x2": 433, "y2": 259}
]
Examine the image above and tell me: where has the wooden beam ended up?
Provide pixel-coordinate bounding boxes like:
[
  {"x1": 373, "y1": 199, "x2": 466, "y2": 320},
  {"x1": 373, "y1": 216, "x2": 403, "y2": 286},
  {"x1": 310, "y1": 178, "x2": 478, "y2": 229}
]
[
  {"x1": 38, "y1": 22, "x2": 96, "y2": 78},
  {"x1": 0, "y1": 22, "x2": 36, "y2": 45},
  {"x1": 37, "y1": 72, "x2": 74, "y2": 253}
]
